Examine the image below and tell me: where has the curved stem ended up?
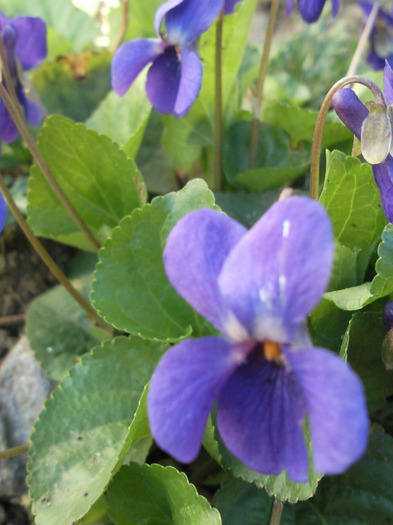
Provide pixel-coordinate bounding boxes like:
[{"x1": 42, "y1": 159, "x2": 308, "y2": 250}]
[
  {"x1": 310, "y1": 75, "x2": 385, "y2": 200},
  {"x1": 0, "y1": 173, "x2": 111, "y2": 332},
  {"x1": 215, "y1": 11, "x2": 224, "y2": 191},
  {"x1": 249, "y1": 0, "x2": 280, "y2": 169},
  {"x1": 0, "y1": 39, "x2": 101, "y2": 252},
  {"x1": 346, "y1": 3, "x2": 379, "y2": 77},
  {"x1": 112, "y1": 0, "x2": 129, "y2": 52},
  {"x1": 269, "y1": 499, "x2": 283, "y2": 525},
  {"x1": 0, "y1": 444, "x2": 28, "y2": 460}
]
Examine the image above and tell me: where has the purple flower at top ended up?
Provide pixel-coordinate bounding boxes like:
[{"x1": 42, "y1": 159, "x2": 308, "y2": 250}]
[
  {"x1": 112, "y1": 0, "x2": 225, "y2": 118},
  {"x1": 285, "y1": 0, "x2": 340, "y2": 23},
  {"x1": 333, "y1": 61, "x2": 393, "y2": 222},
  {"x1": 0, "y1": 14, "x2": 46, "y2": 146},
  {"x1": 359, "y1": 2, "x2": 393, "y2": 71},
  {"x1": 0, "y1": 192, "x2": 6, "y2": 232},
  {"x1": 224, "y1": 0, "x2": 243, "y2": 15},
  {"x1": 148, "y1": 197, "x2": 369, "y2": 482}
]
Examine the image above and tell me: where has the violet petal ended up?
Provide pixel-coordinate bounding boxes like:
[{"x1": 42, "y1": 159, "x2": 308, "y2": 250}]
[
  {"x1": 111, "y1": 38, "x2": 163, "y2": 96},
  {"x1": 0, "y1": 97, "x2": 18, "y2": 143},
  {"x1": 332, "y1": 88, "x2": 368, "y2": 139},
  {"x1": 372, "y1": 158, "x2": 393, "y2": 223},
  {"x1": 164, "y1": 208, "x2": 246, "y2": 335},
  {"x1": 287, "y1": 347, "x2": 369, "y2": 475},
  {"x1": 384, "y1": 60, "x2": 393, "y2": 105},
  {"x1": 297, "y1": 0, "x2": 327, "y2": 23},
  {"x1": 217, "y1": 348, "x2": 309, "y2": 482},
  {"x1": 145, "y1": 46, "x2": 181, "y2": 114},
  {"x1": 174, "y1": 46, "x2": 202, "y2": 117},
  {"x1": 218, "y1": 197, "x2": 333, "y2": 344},
  {"x1": 12, "y1": 17, "x2": 47, "y2": 70},
  {"x1": 148, "y1": 336, "x2": 251, "y2": 463},
  {"x1": 224, "y1": 0, "x2": 243, "y2": 15},
  {"x1": 0, "y1": 192, "x2": 6, "y2": 233}
]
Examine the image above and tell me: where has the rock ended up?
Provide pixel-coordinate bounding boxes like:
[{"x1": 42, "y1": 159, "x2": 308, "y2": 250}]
[{"x1": 0, "y1": 337, "x2": 51, "y2": 497}]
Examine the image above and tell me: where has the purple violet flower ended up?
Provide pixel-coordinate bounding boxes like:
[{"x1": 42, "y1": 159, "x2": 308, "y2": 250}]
[
  {"x1": 285, "y1": 0, "x2": 340, "y2": 23},
  {"x1": 359, "y1": 2, "x2": 393, "y2": 70},
  {"x1": 333, "y1": 61, "x2": 393, "y2": 222},
  {"x1": 111, "y1": 0, "x2": 225, "y2": 117},
  {"x1": 0, "y1": 192, "x2": 6, "y2": 232},
  {"x1": 0, "y1": 13, "x2": 46, "y2": 146},
  {"x1": 148, "y1": 196, "x2": 369, "y2": 482},
  {"x1": 224, "y1": 0, "x2": 243, "y2": 15}
]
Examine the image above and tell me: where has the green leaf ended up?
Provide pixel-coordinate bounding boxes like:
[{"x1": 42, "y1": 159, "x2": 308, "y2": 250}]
[
  {"x1": 26, "y1": 274, "x2": 108, "y2": 381},
  {"x1": 216, "y1": 425, "x2": 321, "y2": 503},
  {"x1": 323, "y1": 282, "x2": 374, "y2": 311},
  {"x1": 28, "y1": 336, "x2": 166, "y2": 525},
  {"x1": 215, "y1": 191, "x2": 279, "y2": 228},
  {"x1": 295, "y1": 425, "x2": 393, "y2": 524},
  {"x1": 261, "y1": 102, "x2": 351, "y2": 149},
  {"x1": 214, "y1": 474, "x2": 295, "y2": 525},
  {"x1": 327, "y1": 241, "x2": 358, "y2": 292},
  {"x1": 27, "y1": 115, "x2": 146, "y2": 251},
  {"x1": 106, "y1": 464, "x2": 222, "y2": 525},
  {"x1": 162, "y1": 0, "x2": 258, "y2": 170},
  {"x1": 33, "y1": 52, "x2": 112, "y2": 122},
  {"x1": 309, "y1": 298, "x2": 352, "y2": 353},
  {"x1": 91, "y1": 179, "x2": 218, "y2": 341},
  {"x1": 370, "y1": 223, "x2": 393, "y2": 297},
  {"x1": 223, "y1": 120, "x2": 309, "y2": 191},
  {"x1": 86, "y1": 73, "x2": 151, "y2": 159},
  {"x1": 340, "y1": 312, "x2": 393, "y2": 410}
]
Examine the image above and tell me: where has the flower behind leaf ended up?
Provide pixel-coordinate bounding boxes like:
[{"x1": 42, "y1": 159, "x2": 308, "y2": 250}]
[
  {"x1": 148, "y1": 196, "x2": 369, "y2": 482},
  {"x1": 0, "y1": 13, "x2": 47, "y2": 146},
  {"x1": 285, "y1": 0, "x2": 340, "y2": 23},
  {"x1": 359, "y1": 1, "x2": 393, "y2": 71}
]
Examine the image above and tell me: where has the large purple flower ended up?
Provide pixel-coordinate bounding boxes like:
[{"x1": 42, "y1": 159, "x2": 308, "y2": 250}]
[
  {"x1": 0, "y1": 13, "x2": 46, "y2": 146},
  {"x1": 333, "y1": 61, "x2": 393, "y2": 222},
  {"x1": 112, "y1": 0, "x2": 224, "y2": 117},
  {"x1": 285, "y1": 0, "x2": 340, "y2": 23},
  {"x1": 148, "y1": 197, "x2": 369, "y2": 482},
  {"x1": 359, "y1": 2, "x2": 393, "y2": 70}
]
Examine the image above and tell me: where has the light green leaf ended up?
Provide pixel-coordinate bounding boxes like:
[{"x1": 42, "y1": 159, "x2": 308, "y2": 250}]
[
  {"x1": 370, "y1": 223, "x2": 393, "y2": 297},
  {"x1": 106, "y1": 464, "x2": 222, "y2": 525},
  {"x1": 90, "y1": 179, "x2": 218, "y2": 341},
  {"x1": 323, "y1": 282, "x2": 374, "y2": 311},
  {"x1": 309, "y1": 298, "x2": 352, "y2": 353},
  {"x1": 27, "y1": 115, "x2": 146, "y2": 251},
  {"x1": 26, "y1": 274, "x2": 108, "y2": 381},
  {"x1": 86, "y1": 73, "x2": 151, "y2": 159},
  {"x1": 28, "y1": 336, "x2": 166, "y2": 525},
  {"x1": 33, "y1": 52, "x2": 112, "y2": 122},
  {"x1": 215, "y1": 191, "x2": 279, "y2": 228}
]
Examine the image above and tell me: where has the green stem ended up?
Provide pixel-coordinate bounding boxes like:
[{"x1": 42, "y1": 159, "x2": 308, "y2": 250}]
[
  {"x1": 0, "y1": 173, "x2": 111, "y2": 332},
  {"x1": 0, "y1": 444, "x2": 28, "y2": 460},
  {"x1": 269, "y1": 499, "x2": 283, "y2": 525},
  {"x1": 310, "y1": 75, "x2": 385, "y2": 200},
  {"x1": 346, "y1": 2, "x2": 379, "y2": 77},
  {"x1": 111, "y1": 0, "x2": 129, "y2": 52},
  {"x1": 249, "y1": 0, "x2": 280, "y2": 169},
  {"x1": 215, "y1": 11, "x2": 224, "y2": 191},
  {"x1": 0, "y1": 39, "x2": 101, "y2": 252}
]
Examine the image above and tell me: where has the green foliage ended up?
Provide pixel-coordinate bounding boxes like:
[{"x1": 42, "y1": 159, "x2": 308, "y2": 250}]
[
  {"x1": 33, "y1": 52, "x2": 112, "y2": 122},
  {"x1": 91, "y1": 179, "x2": 218, "y2": 340},
  {"x1": 106, "y1": 464, "x2": 222, "y2": 524},
  {"x1": 28, "y1": 337, "x2": 166, "y2": 525},
  {"x1": 26, "y1": 274, "x2": 108, "y2": 381},
  {"x1": 27, "y1": 115, "x2": 146, "y2": 250}
]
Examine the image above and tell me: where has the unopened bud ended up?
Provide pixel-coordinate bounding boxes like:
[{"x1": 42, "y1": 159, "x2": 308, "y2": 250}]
[{"x1": 361, "y1": 101, "x2": 392, "y2": 164}]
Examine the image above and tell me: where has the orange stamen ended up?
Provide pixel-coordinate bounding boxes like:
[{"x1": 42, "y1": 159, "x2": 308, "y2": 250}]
[{"x1": 264, "y1": 341, "x2": 282, "y2": 361}]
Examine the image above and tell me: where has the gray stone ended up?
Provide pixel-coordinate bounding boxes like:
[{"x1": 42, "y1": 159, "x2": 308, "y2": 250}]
[{"x1": 0, "y1": 337, "x2": 51, "y2": 497}]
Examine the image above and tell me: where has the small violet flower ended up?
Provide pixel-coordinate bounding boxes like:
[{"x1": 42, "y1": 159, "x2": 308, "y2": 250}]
[
  {"x1": 0, "y1": 13, "x2": 47, "y2": 146},
  {"x1": 285, "y1": 0, "x2": 340, "y2": 23},
  {"x1": 359, "y1": 2, "x2": 393, "y2": 70},
  {"x1": 0, "y1": 192, "x2": 6, "y2": 232},
  {"x1": 112, "y1": 0, "x2": 225, "y2": 117},
  {"x1": 148, "y1": 197, "x2": 369, "y2": 482},
  {"x1": 333, "y1": 61, "x2": 393, "y2": 222}
]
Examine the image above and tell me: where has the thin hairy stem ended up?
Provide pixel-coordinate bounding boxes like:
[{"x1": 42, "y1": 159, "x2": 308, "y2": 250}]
[
  {"x1": 215, "y1": 11, "x2": 224, "y2": 190},
  {"x1": 0, "y1": 37, "x2": 101, "y2": 252},
  {"x1": 0, "y1": 444, "x2": 28, "y2": 460},
  {"x1": 112, "y1": 0, "x2": 129, "y2": 52},
  {"x1": 347, "y1": 2, "x2": 379, "y2": 76},
  {"x1": 0, "y1": 174, "x2": 111, "y2": 332},
  {"x1": 310, "y1": 75, "x2": 385, "y2": 200},
  {"x1": 249, "y1": 0, "x2": 280, "y2": 169},
  {"x1": 269, "y1": 499, "x2": 283, "y2": 525}
]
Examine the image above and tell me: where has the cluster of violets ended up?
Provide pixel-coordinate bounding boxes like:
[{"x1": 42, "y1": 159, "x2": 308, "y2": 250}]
[{"x1": 111, "y1": 0, "x2": 339, "y2": 117}]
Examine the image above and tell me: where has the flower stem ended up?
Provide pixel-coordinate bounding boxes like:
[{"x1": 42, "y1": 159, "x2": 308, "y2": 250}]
[
  {"x1": 0, "y1": 173, "x2": 111, "y2": 332},
  {"x1": 0, "y1": 444, "x2": 28, "y2": 460},
  {"x1": 346, "y1": 2, "x2": 379, "y2": 77},
  {"x1": 215, "y1": 11, "x2": 224, "y2": 191},
  {"x1": 112, "y1": 0, "x2": 129, "y2": 52},
  {"x1": 249, "y1": 0, "x2": 280, "y2": 169},
  {"x1": 0, "y1": 40, "x2": 101, "y2": 252},
  {"x1": 269, "y1": 499, "x2": 283, "y2": 525},
  {"x1": 310, "y1": 75, "x2": 385, "y2": 200}
]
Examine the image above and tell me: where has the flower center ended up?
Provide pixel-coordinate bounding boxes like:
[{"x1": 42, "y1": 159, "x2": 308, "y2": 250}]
[{"x1": 263, "y1": 341, "x2": 282, "y2": 363}]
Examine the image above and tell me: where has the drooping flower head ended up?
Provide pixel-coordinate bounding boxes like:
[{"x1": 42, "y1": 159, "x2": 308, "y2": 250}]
[
  {"x1": 0, "y1": 13, "x2": 47, "y2": 146},
  {"x1": 359, "y1": 2, "x2": 393, "y2": 70},
  {"x1": 148, "y1": 197, "x2": 369, "y2": 482},
  {"x1": 333, "y1": 61, "x2": 393, "y2": 222},
  {"x1": 112, "y1": 0, "x2": 225, "y2": 118},
  {"x1": 285, "y1": 0, "x2": 340, "y2": 23}
]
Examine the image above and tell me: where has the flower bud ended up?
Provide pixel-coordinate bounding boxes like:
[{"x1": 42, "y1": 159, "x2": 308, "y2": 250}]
[{"x1": 360, "y1": 101, "x2": 392, "y2": 164}]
